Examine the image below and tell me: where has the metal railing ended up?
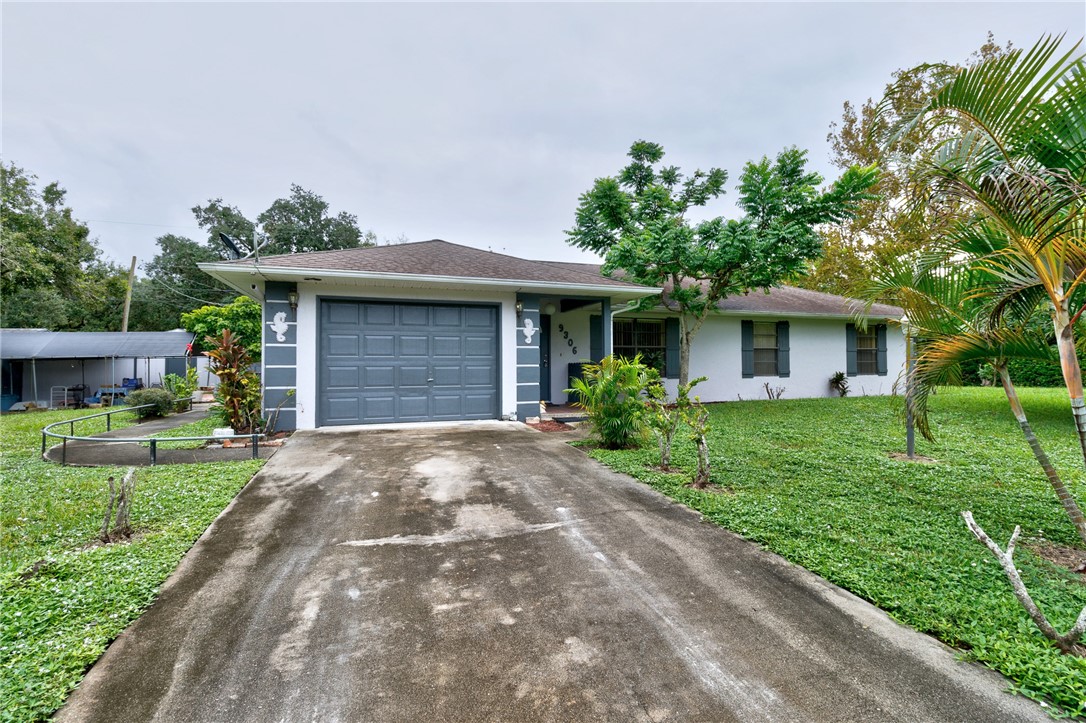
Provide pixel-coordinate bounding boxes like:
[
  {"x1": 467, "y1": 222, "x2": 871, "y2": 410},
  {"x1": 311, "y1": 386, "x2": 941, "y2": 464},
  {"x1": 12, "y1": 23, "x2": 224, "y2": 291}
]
[{"x1": 41, "y1": 403, "x2": 264, "y2": 466}]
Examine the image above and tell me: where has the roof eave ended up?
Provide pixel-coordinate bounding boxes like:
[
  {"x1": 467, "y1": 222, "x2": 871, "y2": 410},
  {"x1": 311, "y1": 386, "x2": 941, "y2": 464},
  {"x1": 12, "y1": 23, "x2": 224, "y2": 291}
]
[{"x1": 198, "y1": 263, "x2": 661, "y2": 301}]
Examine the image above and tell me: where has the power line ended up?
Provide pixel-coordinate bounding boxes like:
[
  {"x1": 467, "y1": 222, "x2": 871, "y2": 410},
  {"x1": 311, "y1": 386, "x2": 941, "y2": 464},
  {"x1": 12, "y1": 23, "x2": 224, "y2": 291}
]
[
  {"x1": 85, "y1": 218, "x2": 204, "y2": 231},
  {"x1": 145, "y1": 275, "x2": 227, "y2": 307}
]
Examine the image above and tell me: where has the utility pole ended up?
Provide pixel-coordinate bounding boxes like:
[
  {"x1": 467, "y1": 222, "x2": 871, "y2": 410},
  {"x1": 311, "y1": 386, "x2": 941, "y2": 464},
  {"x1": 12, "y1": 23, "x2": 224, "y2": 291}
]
[{"x1": 121, "y1": 256, "x2": 137, "y2": 332}]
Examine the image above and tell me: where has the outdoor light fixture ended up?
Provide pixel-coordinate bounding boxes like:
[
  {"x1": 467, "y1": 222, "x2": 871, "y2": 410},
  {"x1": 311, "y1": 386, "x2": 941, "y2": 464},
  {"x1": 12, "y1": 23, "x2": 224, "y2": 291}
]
[
  {"x1": 287, "y1": 289, "x2": 299, "y2": 317},
  {"x1": 515, "y1": 300, "x2": 524, "y2": 316},
  {"x1": 542, "y1": 303, "x2": 557, "y2": 315}
]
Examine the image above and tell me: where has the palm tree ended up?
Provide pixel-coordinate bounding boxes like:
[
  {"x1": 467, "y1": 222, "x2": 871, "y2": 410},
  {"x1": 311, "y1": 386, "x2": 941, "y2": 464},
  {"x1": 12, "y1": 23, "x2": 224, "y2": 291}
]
[{"x1": 871, "y1": 35, "x2": 1086, "y2": 652}]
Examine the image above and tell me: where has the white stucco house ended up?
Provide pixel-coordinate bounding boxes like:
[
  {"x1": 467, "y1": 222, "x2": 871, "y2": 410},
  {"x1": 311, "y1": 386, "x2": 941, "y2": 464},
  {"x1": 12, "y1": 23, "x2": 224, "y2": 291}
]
[{"x1": 199, "y1": 239, "x2": 904, "y2": 430}]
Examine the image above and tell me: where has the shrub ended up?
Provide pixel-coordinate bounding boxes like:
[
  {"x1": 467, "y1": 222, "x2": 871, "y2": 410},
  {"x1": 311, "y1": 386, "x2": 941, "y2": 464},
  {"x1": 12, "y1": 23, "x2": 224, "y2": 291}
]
[
  {"x1": 566, "y1": 355, "x2": 656, "y2": 449},
  {"x1": 829, "y1": 371, "x2": 849, "y2": 397},
  {"x1": 204, "y1": 329, "x2": 261, "y2": 433},
  {"x1": 125, "y1": 388, "x2": 174, "y2": 418},
  {"x1": 161, "y1": 365, "x2": 199, "y2": 400}
]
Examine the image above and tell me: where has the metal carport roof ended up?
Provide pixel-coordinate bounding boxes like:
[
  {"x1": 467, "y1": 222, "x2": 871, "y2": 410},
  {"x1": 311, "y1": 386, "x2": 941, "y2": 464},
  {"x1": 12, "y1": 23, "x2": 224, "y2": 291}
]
[{"x1": 0, "y1": 330, "x2": 194, "y2": 360}]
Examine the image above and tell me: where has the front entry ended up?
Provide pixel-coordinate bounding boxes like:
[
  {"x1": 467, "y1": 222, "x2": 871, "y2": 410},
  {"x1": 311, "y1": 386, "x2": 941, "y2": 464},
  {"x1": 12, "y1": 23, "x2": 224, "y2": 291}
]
[{"x1": 318, "y1": 300, "x2": 499, "y2": 425}]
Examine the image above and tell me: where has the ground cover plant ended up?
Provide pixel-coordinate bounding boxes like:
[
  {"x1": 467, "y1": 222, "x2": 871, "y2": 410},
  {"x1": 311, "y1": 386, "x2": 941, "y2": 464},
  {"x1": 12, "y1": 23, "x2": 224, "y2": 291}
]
[
  {"x1": 0, "y1": 409, "x2": 263, "y2": 722},
  {"x1": 584, "y1": 388, "x2": 1086, "y2": 715}
]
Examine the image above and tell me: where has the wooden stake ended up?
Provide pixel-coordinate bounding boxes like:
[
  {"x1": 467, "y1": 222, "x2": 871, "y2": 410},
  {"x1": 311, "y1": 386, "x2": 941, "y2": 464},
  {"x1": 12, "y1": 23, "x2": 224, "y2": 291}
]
[{"x1": 121, "y1": 255, "x2": 137, "y2": 332}]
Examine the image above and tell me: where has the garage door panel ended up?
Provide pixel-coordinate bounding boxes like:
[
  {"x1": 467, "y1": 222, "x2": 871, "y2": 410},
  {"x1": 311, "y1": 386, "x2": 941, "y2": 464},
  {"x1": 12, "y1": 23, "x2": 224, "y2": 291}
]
[
  {"x1": 400, "y1": 306, "x2": 430, "y2": 325},
  {"x1": 398, "y1": 365, "x2": 430, "y2": 387},
  {"x1": 398, "y1": 335, "x2": 429, "y2": 356},
  {"x1": 464, "y1": 393, "x2": 496, "y2": 416},
  {"x1": 325, "y1": 397, "x2": 360, "y2": 423},
  {"x1": 327, "y1": 334, "x2": 360, "y2": 357},
  {"x1": 464, "y1": 365, "x2": 495, "y2": 386},
  {"x1": 398, "y1": 395, "x2": 429, "y2": 419},
  {"x1": 363, "y1": 335, "x2": 395, "y2": 357},
  {"x1": 364, "y1": 304, "x2": 395, "y2": 325},
  {"x1": 432, "y1": 336, "x2": 462, "y2": 357},
  {"x1": 327, "y1": 366, "x2": 360, "y2": 389},
  {"x1": 327, "y1": 302, "x2": 360, "y2": 325},
  {"x1": 432, "y1": 365, "x2": 462, "y2": 387},
  {"x1": 362, "y1": 366, "x2": 394, "y2": 388},
  {"x1": 320, "y1": 300, "x2": 498, "y2": 425},
  {"x1": 465, "y1": 336, "x2": 495, "y2": 357},
  {"x1": 465, "y1": 308, "x2": 494, "y2": 327},
  {"x1": 433, "y1": 307, "x2": 462, "y2": 327}
]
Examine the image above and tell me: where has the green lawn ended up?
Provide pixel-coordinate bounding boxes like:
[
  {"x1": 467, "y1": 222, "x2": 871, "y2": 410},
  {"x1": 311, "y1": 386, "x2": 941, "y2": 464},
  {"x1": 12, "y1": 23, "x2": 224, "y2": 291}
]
[
  {"x1": 0, "y1": 409, "x2": 264, "y2": 723},
  {"x1": 587, "y1": 387, "x2": 1086, "y2": 717}
]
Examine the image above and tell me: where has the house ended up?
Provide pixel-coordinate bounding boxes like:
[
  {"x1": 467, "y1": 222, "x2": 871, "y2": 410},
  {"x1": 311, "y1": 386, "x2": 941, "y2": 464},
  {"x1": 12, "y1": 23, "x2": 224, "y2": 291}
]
[
  {"x1": 0, "y1": 329, "x2": 212, "y2": 411},
  {"x1": 199, "y1": 239, "x2": 904, "y2": 430}
]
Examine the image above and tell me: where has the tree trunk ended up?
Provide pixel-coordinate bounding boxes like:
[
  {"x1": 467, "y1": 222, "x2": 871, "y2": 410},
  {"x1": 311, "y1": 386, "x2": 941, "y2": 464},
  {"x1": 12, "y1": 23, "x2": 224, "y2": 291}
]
[
  {"x1": 962, "y1": 511, "x2": 1086, "y2": 655},
  {"x1": 678, "y1": 313, "x2": 692, "y2": 387},
  {"x1": 997, "y1": 363, "x2": 1086, "y2": 545},
  {"x1": 1052, "y1": 302, "x2": 1086, "y2": 465}
]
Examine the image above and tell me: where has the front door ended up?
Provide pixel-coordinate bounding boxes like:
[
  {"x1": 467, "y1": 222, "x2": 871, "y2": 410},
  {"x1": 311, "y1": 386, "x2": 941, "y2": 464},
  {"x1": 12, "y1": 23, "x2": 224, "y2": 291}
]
[{"x1": 539, "y1": 314, "x2": 552, "y2": 403}]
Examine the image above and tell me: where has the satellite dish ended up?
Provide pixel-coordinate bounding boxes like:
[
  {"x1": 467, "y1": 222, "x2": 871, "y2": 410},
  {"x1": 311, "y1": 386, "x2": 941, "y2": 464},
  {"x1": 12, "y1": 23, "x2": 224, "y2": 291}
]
[{"x1": 219, "y1": 232, "x2": 243, "y2": 260}]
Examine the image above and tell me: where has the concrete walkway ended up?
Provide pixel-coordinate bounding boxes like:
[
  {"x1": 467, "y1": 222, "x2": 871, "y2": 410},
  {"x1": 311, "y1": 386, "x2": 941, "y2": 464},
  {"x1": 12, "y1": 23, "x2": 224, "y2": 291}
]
[
  {"x1": 59, "y1": 423, "x2": 1046, "y2": 722},
  {"x1": 43, "y1": 406, "x2": 278, "y2": 466}
]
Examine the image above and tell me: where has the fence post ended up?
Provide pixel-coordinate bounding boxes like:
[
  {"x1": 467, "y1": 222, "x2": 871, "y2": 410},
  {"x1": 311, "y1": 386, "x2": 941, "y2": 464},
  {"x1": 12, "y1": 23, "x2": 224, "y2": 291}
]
[
  {"x1": 251, "y1": 434, "x2": 259, "y2": 460},
  {"x1": 62, "y1": 438, "x2": 67, "y2": 466},
  {"x1": 107, "y1": 412, "x2": 111, "y2": 432},
  {"x1": 150, "y1": 439, "x2": 157, "y2": 466},
  {"x1": 41, "y1": 431, "x2": 46, "y2": 458},
  {"x1": 70, "y1": 421, "x2": 74, "y2": 437}
]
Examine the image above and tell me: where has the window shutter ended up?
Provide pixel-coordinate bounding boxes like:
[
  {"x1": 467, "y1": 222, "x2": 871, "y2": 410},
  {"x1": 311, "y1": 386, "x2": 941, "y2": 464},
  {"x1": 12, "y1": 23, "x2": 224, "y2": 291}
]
[
  {"x1": 664, "y1": 317, "x2": 680, "y2": 379},
  {"x1": 846, "y1": 323, "x2": 858, "y2": 377},
  {"x1": 741, "y1": 320, "x2": 754, "y2": 378},
  {"x1": 876, "y1": 324, "x2": 888, "y2": 376},
  {"x1": 776, "y1": 321, "x2": 790, "y2": 378},
  {"x1": 589, "y1": 315, "x2": 603, "y2": 362}
]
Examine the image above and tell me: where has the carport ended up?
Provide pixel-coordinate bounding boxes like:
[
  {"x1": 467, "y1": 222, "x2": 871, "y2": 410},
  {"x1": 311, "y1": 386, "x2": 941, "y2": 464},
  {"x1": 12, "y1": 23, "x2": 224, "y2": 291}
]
[{"x1": 0, "y1": 329, "x2": 204, "y2": 410}]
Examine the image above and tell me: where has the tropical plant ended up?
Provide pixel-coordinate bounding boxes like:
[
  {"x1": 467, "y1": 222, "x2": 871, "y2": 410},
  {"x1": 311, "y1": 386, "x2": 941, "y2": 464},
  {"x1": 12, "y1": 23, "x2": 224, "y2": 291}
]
[
  {"x1": 872, "y1": 34, "x2": 1086, "y2": 652},
  {"x1": 182, "y1": 296, "x2": 262, "y2": 359},
  {"x1": 203, "y1": 329, "x2": 261, "y2": 433},
  {"x1": 124, "y1": 388, "x2": 175, "y2": 418},
  {"x1": 645, "y1": 376, "x2": 706, "y2": 469},
  {"x1": 829, "y1": 371, "x2": 850, "y2": 397},
  {"x1": 566, "y1": 355, "x2": 656, "y2": 449},
  {"x1": 682, "y1": 399, "x2": 712, "y2": 489}
]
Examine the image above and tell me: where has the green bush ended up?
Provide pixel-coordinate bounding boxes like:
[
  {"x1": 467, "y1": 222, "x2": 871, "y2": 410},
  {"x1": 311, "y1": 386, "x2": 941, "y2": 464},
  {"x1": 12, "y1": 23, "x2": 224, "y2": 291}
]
[
  {"x1": 566, "y1": 355, "x2": 656, "y2": 449},
  {"x1": 125, "y1": 388, "x2": 175, "y2": 418}
]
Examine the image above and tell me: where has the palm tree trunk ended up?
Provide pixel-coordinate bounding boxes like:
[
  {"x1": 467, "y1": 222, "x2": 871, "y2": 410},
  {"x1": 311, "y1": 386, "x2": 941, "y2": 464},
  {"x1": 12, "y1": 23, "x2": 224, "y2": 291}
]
[
  {"x1": 997, "y1": 362, "x2": 1086, "y2": 545},
  {"x1": 1052, "y1": 303, "x2": 1086, "y2": 467}
]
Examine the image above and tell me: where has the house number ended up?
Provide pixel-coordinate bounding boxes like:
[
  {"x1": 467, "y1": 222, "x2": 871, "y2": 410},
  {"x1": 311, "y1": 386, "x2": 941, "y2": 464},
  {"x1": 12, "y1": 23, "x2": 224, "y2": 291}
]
[{"x1": 557, "y1": 324, "x2": 577, "y2": 355}]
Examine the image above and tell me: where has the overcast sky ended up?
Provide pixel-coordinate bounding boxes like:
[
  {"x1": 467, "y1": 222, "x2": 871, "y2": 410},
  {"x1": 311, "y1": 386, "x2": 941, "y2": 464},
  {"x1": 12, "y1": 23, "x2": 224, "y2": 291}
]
[{"x1": 3, "y1": 2, "x2": 1083, "y2": 269}]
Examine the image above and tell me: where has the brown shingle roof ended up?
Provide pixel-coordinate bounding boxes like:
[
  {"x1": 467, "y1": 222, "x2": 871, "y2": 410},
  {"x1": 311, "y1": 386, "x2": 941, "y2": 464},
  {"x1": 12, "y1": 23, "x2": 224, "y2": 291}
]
[
  {"x1": 546, "y1": 261, "x2": 902, "y2": 318},
  {"x1": 222, "y1": 239, "x2": 649, "y2": 290}
]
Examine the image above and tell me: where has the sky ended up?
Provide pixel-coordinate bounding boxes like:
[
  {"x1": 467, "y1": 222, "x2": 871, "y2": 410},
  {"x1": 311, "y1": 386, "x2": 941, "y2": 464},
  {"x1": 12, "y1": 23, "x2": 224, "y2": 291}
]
[{"x1": 3, "y1": 2, "x2": 1084, "y2": 270}]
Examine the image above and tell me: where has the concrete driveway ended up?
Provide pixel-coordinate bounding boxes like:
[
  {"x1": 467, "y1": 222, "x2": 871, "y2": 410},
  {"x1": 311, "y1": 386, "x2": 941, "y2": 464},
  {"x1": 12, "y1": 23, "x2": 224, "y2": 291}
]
[{"x1": 60, "y1": 423, "x2": 1045, "y2": 722}]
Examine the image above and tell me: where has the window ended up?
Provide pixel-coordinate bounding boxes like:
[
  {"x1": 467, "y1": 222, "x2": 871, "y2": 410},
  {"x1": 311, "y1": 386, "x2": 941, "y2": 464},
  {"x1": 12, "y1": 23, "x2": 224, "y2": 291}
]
[
  {"x1": 614, "y1": 318, "x2": 667, "y2": 375},
  {"x1": 856, "y1": 327, "x2": 878, "y2": 375},
  {"x1": 752, "y1": 321, "x2": 778, "y2": 376}
]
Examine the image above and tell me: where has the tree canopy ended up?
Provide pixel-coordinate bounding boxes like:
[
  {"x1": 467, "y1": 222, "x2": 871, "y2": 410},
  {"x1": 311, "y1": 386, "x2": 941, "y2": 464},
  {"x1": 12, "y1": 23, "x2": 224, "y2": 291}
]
[{"x1": 567, "y1": 140, "x2": 878, "y2": 384}]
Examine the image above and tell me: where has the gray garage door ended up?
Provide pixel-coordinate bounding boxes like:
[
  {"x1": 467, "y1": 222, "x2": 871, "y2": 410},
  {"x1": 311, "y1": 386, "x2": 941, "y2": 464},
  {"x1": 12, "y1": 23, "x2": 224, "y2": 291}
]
[{"x1": 319, "y1": 300, "x2": 499, "y2": 425}]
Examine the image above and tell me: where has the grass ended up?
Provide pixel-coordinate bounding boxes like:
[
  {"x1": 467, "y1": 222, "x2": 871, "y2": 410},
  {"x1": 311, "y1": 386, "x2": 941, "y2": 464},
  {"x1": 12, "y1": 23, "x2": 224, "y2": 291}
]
[
  {"x1": 140, "y1": 414, "x2": 223, "y2": 449},
  {"x1": 585, "y1": 387, "x2": 1086, "y2": 717},
  {"x1": 0, "y1": 409, "x2": 263, "y2": 722}
]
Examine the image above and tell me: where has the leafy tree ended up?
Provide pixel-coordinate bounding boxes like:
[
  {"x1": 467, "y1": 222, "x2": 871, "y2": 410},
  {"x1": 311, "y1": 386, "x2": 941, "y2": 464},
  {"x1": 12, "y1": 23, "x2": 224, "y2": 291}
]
[
  {"x1": 257, "y1": 184, "x2": 370, "y2": 255},
  {"x1": 567, "y1": 140, "x2": 878, "y2": 384},
  {"x1": 137, "y1": 234, "x2": 235, "y2": 330},
  {"x1": 0, "y1": 163, "x2": 124, "y2": 330},
  {"x1": 181, "y1": 296, "x2": 262, "y2": 360},
  {"x1": 191, "y1": 199, "x2": 257, "y2": 254},
  {"x1": 801, "y1": 33, "x2": 1014, "y2": 297}
]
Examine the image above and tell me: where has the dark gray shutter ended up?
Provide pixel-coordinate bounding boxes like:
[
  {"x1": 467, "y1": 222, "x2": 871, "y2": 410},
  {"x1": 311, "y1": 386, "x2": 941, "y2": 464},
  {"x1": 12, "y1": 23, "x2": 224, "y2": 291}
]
[
  {"x1": 665, "y1": 317, "x2": 680, "y2": 379},
  {"x1": 846, "y1": 323, "x2": 858, "y2": 377},
  {"x1": 590, "y1": 315, "x2": 603, "y2": 361},
  {"x1": 776, "y1": 321, "x2": 790, "y2": 378},
  {"x1": 741, "y1": 320, "x2": 754, "y2": 378},
  {"x1": 876, "y1": 324, "x2": 888, "y2": 376}
]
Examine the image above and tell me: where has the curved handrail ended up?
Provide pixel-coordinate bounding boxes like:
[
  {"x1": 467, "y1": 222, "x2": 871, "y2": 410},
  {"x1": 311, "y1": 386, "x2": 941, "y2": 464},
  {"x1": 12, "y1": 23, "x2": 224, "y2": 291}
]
[{"x1": 41, "y1": 403, "x2": 266, "y2": 466}]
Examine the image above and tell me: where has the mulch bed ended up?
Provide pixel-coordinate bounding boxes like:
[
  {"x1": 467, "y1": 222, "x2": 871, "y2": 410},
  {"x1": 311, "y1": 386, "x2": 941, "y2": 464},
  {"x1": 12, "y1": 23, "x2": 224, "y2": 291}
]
[{"x1": 526, "y1": 420, "x2": 574, "y2": 432}]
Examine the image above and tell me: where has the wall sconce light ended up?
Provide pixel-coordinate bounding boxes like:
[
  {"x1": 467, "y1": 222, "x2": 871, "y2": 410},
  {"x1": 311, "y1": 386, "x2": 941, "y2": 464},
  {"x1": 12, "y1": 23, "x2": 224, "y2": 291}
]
[
  {"x1": 542, "y1": 303, "x2": 557, "y2": 316},
  {"x1": 515, "y1": 300, "x2": 524, "y2": 317},
  {"x1": 287, "y1": 289, "x2": 299, "y2": 317}
]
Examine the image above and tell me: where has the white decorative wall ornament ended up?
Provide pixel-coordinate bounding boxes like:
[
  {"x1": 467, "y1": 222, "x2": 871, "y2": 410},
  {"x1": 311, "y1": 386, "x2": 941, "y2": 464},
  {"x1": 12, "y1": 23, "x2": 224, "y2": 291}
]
[
  {"x1": 522, "y1": 317, "x2": 537, "y2": 344},
  {"x1": 269, "y1": 312, "x2": 289, "y2": 342}
]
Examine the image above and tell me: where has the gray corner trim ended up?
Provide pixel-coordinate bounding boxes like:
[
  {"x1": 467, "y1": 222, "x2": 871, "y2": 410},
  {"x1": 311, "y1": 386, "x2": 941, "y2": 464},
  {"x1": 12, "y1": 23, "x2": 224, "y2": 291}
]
[
  {"x1": 517, "y1": 401, "x2": 541, "y2": 420},
  {"x1": 517, "y1": 383, "x2": 541, "y2": 403},
  {"x1": 516, "y1": 347, "x2": 539, "y2": 365}
]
